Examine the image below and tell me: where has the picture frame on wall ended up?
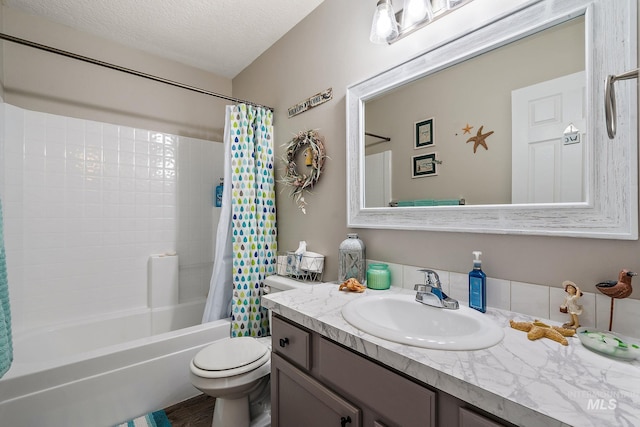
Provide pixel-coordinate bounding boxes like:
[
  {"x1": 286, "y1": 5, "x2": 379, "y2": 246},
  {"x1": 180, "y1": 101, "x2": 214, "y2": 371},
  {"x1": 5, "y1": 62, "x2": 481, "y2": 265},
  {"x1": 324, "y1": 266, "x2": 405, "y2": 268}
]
[
  {"x1": 414, "y1": 118, "x2": 434, "y2": 149},
  {"x1": 412, "y1": 152, "x2": 439, "y2": 178}
]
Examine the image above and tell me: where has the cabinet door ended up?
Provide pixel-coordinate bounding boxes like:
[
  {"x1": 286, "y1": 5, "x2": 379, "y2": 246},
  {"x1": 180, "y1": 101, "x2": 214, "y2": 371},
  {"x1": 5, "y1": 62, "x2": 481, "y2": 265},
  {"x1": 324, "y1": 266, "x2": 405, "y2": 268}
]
[
  {"x1": 272, "y1": 352, "x2": 361, "y2": 427},
  {"x1": 318, "y1": 338, "x2": 435, "y2": 427}
]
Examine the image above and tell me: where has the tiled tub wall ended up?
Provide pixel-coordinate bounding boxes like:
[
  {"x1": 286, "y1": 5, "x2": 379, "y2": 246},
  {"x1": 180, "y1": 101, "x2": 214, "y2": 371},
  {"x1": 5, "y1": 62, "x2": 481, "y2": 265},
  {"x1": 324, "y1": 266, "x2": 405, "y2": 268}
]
[
  {"x1": 1, "y1": 103, "x2": 223, "y2": 334},
  {"x1": 371, "y1": 260, "x2": 640, "y2": 339}
]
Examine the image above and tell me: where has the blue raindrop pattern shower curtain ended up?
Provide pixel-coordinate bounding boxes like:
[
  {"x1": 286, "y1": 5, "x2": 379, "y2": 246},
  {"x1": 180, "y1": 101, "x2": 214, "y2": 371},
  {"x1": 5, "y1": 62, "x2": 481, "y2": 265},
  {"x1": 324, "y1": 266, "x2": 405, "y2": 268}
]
[
  {"x1": 0, "y1": 198, "x2": 13, "y2": 378},
  {"x1": 230, "y1": 104, "x2": 276, "y2": 337}
]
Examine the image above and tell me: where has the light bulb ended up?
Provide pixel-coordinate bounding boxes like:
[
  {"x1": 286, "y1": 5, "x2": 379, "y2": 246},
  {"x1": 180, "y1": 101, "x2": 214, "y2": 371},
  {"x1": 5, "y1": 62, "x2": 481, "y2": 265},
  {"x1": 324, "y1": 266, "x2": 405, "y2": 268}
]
[
  {"x1": 375, "y1": 14, "x2": 394, "y2": 38},
  {"x1": 402, "y1": 0, "x2": 432, "y2": 28},
  {"x1": 369, "y1": 0, "x2": 399, "y2": 44}
]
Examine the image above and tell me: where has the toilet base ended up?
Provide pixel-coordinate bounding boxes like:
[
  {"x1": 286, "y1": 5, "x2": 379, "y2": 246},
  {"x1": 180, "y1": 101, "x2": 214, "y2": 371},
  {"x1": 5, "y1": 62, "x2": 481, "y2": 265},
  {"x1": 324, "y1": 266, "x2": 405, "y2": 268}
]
[
  {"x1": 209, "y1": 377, "x2": 271, "y2": 427},
  {"x1": 213, "y1": 396, "x2": 250, "y2": 427},
  {"x1": 249, "y1": 410, "x2": 271, "y2": 427},
  {"x1": 212, "y1": 397, "x2": 270, "y2": 427},
  {"x1": 249, "y1": 377, "x2": 271, "y2": 427}
]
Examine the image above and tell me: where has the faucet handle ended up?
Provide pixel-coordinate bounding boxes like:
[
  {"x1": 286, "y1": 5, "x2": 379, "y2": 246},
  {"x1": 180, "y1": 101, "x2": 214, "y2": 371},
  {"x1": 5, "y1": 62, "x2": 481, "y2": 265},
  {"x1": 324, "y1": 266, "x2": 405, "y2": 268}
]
[
  {"x1": 414, "y1": 284, "x2": 429, "y2": 292},
  {"x1": 418, "y1": 269, "x2": 441, "y2": 287}
]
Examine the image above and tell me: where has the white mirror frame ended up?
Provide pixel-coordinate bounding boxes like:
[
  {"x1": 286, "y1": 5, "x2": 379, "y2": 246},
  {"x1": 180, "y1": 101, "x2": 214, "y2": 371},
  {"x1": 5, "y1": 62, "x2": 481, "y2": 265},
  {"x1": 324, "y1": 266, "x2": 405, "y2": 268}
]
[{"x1": 346, "y1": 0, "x2": 638, "y2": 239}]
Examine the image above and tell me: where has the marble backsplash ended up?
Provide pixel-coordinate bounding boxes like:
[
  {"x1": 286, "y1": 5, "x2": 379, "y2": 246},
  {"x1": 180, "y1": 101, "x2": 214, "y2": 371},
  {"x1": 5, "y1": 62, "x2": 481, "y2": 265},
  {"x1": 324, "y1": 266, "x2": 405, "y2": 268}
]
[{"x1": 369, "y1": 260, "x2": 640, "y2": 340}]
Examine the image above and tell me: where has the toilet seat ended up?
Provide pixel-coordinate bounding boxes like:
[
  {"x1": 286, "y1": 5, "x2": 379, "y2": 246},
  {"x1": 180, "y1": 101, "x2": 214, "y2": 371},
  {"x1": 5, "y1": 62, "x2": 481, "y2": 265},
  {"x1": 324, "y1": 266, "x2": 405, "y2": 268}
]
[{"x1": 192, "y1": 337, "x2": 270, "y2": 379}]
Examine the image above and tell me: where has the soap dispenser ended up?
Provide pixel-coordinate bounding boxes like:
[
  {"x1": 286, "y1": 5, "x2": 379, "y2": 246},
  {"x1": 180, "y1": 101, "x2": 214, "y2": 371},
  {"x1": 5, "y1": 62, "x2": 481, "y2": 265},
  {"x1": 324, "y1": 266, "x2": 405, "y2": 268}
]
[
  {"x1": 214, "y1": 178, "x2": 224, "y2": 207},
  {"x1": 469, "y1": 251, "x2": 486, "y2": 313}
]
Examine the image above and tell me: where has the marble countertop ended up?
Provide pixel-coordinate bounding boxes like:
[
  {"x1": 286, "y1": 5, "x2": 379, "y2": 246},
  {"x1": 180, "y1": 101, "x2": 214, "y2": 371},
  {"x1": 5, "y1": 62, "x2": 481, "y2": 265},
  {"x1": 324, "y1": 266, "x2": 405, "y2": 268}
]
[{"x1": 262, "y1": 282, "x2": 640, "y2": 427}]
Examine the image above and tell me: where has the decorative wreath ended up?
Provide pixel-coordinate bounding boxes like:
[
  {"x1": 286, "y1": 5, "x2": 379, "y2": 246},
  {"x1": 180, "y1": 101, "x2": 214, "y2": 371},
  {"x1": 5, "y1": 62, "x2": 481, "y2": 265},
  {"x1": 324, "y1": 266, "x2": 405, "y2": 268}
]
[{"x1": 281, "y1": 129, "x2": 327, "y2": 214}]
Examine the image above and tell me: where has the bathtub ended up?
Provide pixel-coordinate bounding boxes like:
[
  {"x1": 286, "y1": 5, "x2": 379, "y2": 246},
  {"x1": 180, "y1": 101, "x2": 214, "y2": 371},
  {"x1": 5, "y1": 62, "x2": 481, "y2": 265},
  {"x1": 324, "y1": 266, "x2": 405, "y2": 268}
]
[{"x1": 0, "y1": 301, "x2": 230, "y2": 427}]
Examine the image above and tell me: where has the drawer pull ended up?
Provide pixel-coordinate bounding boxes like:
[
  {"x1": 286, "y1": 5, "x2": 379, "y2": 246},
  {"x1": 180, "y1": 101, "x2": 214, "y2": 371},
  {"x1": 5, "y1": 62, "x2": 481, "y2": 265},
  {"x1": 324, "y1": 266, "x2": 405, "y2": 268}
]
[
  {"x1": 340, "y1": 416, "x2": 352, "y2": 426},
  {"x1": 279, "y1": 337, "x2": 290, "y2": 348}
]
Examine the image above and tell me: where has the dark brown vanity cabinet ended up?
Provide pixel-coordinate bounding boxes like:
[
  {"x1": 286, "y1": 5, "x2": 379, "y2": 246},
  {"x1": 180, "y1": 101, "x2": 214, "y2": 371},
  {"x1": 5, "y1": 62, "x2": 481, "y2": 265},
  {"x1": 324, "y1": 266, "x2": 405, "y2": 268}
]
[{"x1": 271, "y1": 315, "x2": 512, "y2": 427}]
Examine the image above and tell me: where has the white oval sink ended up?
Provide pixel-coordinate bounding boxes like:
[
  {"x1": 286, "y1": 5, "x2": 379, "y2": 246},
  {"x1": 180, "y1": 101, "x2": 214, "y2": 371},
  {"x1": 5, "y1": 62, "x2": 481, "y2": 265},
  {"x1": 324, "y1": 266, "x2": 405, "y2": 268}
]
[{"x1": 341, "y1": 293, "x2": 504, "y2": 350}]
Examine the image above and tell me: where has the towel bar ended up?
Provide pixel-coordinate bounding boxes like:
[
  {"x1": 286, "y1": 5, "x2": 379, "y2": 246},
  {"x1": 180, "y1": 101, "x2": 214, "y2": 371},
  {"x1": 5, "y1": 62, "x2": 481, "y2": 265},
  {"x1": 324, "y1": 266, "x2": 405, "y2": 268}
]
[{"x1": 605, "y1": 68, "x2": 638, "y2": 139}]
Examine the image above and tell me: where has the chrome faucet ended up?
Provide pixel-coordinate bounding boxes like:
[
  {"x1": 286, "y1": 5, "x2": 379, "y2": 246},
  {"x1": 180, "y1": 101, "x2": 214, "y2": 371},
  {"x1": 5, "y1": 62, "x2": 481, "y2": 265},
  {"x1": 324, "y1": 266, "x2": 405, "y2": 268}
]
[{"x1": 414, "y1": 269, "x2": 459, "y2": 309}]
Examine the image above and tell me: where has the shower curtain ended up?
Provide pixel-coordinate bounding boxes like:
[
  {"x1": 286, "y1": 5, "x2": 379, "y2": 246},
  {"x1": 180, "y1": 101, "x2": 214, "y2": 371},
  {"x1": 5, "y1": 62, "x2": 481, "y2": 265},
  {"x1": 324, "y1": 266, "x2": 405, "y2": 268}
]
[
  {"x1": 202, "y1": 104, "x2": 276, "y2": 338},
  {"x1": 0, "y1": 198, "x2": 13, "y2": 378}
]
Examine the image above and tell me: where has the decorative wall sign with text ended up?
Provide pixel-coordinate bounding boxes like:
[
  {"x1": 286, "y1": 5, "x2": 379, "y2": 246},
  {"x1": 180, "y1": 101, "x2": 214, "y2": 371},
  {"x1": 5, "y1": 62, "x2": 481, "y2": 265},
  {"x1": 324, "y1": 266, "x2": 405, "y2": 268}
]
[
  {"x1": 563, "y1": 123, "x2": 581, "y2": 145},
  {"x1": 414, "y1": 118, "x2": 434, "y2": 149},
  {"x1": 288, "y1": 88, "x2": 333, "y2": 118},
  {"x1": 412, "y1": 152, "x2": 440, "y2": 178}
]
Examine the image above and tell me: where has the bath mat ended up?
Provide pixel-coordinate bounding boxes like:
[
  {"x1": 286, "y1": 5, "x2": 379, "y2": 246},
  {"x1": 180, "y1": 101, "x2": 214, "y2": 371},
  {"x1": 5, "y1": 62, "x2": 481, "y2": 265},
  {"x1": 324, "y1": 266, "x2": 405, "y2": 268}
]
[{"x1": 114, "y1": 410, "x2": 171, "y2": 427}]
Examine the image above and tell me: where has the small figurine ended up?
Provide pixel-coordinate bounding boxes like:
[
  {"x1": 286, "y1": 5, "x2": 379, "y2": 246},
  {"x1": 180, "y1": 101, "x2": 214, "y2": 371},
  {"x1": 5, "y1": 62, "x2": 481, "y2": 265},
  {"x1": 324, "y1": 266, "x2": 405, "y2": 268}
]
[
  {"x1": 596, "y1": 269, "x2": 636, "y2": 331},
  {"x1": 559, "y1": 280, "x2": 583, "y2": 329},
  {"x1": 596, "y1": 269, "x2": 636, "y2": 299}
]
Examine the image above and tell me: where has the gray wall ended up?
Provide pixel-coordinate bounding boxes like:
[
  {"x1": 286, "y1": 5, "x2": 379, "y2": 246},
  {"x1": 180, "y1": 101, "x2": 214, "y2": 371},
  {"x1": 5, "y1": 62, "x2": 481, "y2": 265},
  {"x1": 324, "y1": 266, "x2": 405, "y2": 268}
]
[
  {"x1": 0, "y1": 3, "x2": 4, "y2": 99},
  {"x1": 233, "y1": 0, "x2": 640, "y2": 296},
  {"x1": 1, "y1": 7, "x2": 230, "y2": 141},
  {"x1": 2, "y1": 0, "x2": 639, "y2": 297}
]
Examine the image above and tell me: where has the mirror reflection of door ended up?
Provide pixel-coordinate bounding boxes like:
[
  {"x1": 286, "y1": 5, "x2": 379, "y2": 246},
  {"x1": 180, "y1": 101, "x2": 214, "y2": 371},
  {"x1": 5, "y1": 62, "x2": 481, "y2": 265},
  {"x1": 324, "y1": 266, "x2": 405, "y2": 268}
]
[
  {"x1": 511, "y1": 71, "x2": 586, "y2": 204},
  {"x1": 365, "y1": 150, "x2": 392, "y2": 207}
]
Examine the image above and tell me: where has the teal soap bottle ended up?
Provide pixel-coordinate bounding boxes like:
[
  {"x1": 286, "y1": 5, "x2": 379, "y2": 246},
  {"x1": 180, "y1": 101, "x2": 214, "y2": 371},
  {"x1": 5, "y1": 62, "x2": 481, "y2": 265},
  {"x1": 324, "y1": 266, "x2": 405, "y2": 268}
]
[
  {"x1": 214, "y1": 178, "x2": 224, "y2": 207},
  {"x1": 468, "y1": 251, "x2": 486, "y2": 313}
]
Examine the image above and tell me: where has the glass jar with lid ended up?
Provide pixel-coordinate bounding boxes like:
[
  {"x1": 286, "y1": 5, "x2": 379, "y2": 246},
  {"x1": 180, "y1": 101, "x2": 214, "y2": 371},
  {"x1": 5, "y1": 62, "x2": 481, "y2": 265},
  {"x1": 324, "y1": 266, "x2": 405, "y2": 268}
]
[{"x1": 366, "y1": 263, "x2": 391, "y2": 290}]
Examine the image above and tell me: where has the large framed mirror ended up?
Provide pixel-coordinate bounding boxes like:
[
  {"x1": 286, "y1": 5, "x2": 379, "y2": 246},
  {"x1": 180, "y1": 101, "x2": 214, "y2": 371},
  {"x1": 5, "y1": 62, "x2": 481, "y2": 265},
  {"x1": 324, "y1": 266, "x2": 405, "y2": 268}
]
[{"x1": 346, "y1": 0, "x2": 638, "y2": 239}]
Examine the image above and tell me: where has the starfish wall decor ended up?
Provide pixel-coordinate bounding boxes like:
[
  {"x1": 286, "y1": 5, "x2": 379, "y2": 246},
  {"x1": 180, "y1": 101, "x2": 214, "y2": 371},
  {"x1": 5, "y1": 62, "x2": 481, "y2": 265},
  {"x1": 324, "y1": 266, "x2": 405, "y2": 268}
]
[{"x1": 466, "y1": 125, "x2": 494, "y2": 153}]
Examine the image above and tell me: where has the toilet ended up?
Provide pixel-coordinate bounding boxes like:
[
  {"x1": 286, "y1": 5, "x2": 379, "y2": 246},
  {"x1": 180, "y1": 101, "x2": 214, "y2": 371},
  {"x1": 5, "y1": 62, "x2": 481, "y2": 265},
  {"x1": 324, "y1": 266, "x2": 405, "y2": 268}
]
[{"x1": 189, "y1": 275, "x2": 309, "y2": 427}]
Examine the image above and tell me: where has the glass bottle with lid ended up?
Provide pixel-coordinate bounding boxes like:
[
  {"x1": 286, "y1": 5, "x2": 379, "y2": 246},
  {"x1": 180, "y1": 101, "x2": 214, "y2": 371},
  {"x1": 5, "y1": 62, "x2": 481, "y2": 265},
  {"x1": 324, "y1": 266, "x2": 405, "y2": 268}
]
[{"x1": 338, "y1": 233, "x2": 366, "y2": 283}]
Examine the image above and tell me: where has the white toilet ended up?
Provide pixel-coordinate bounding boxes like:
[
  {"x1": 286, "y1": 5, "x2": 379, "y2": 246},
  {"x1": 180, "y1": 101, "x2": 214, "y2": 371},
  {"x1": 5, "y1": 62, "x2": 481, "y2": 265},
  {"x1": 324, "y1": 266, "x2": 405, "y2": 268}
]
[{"x1": 189, "y1": 275, "x2": 308, "y2": 427}]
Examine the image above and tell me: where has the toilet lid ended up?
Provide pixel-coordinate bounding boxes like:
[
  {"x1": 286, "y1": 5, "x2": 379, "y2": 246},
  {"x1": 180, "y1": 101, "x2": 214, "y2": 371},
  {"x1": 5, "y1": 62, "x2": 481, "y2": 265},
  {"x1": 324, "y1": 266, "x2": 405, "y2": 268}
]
[{"x1": 193, "y1": 337, "x2": 269, "y2": 374}]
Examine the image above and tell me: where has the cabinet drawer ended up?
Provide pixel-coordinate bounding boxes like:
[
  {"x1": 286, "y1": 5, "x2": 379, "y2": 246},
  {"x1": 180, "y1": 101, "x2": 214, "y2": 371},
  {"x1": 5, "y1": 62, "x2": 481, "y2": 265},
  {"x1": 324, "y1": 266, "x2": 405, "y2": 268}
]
[
  {"x1": 459, "y1": 408, "x2": 507, "y2": 427},
  {"x1": 272, "y1": 316, "x2": 311, "y2": 370},
  {"x1": 318, "y1": 337, "x2": 435, "y2": 427}
]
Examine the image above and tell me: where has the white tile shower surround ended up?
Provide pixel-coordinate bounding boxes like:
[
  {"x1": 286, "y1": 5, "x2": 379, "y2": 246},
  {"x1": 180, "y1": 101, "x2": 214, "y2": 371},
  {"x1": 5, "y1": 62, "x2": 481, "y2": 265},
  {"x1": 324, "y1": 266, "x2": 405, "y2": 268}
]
[
  {"x1": 369, "y1": 260, "x2": 640, "y2": 339},
  {"x1": 0, "y1": 103, "x2": 224, "y2": 334}
]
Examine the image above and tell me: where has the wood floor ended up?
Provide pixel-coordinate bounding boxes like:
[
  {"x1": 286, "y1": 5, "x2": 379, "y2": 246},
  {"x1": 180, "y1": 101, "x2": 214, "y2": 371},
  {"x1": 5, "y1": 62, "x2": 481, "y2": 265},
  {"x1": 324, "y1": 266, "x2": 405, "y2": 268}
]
[{"x1": 164, "y1": 394, "x2": 216, "y2": 427}]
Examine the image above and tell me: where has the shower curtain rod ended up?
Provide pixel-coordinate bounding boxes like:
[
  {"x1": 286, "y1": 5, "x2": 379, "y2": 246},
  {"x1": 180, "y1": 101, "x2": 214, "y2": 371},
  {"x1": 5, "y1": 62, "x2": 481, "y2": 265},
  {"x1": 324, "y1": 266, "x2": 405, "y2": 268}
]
[{"x1": 0, "y1": 32, "x2": 274, "y2": 112}]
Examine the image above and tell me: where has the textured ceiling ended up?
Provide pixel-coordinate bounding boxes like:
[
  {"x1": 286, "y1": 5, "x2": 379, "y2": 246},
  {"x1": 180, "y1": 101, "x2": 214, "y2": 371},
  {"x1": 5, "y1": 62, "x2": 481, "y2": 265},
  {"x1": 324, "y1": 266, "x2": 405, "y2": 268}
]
[{"x1": 2, "y1": 0, "x2": 326, "y2": 78}]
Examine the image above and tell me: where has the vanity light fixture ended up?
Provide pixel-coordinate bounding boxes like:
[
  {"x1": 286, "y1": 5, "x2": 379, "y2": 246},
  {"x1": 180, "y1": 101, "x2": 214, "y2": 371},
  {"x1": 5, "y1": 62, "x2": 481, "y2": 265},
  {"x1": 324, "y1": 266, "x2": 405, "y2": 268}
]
[{"x1": 369, "y1": 0, "x2": 474, "y2": 45}]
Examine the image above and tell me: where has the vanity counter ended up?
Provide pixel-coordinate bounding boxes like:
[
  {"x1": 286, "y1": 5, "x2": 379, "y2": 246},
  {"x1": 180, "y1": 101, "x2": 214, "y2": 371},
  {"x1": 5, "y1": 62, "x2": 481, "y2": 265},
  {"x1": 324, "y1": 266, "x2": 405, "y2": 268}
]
[{"x1": 262, "y1": 283, "x2": 640, "y2": 427}]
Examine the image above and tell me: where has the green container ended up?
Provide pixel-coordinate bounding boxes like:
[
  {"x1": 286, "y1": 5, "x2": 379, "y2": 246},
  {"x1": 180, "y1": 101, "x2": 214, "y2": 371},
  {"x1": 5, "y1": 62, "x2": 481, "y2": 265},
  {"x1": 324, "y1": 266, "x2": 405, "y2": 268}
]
[{"x1": 367, "y1": 263, "x2": 391, "y2": 290}]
